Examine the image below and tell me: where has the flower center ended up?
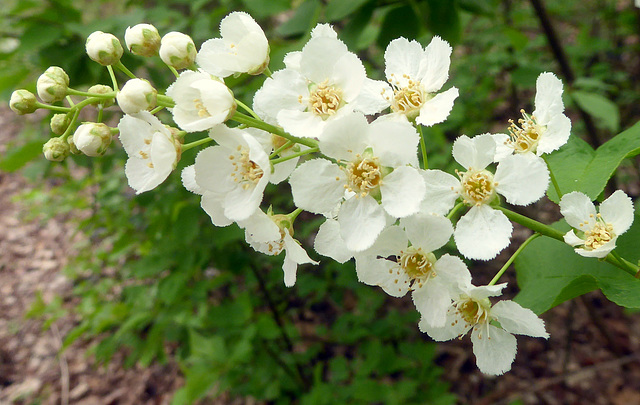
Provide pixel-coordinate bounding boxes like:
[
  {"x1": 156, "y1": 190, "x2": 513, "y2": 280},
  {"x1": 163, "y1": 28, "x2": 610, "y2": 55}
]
[
  {"x1": 398, "y1": 247, "x2": 436, "y2": 285},
  {"x1": 584, "y1": 216, "x2": 615, "y2": 250},
  {"x1": 229, "y1": 146, "x2": 264, "y2": 190},
  {"x1": 193, "y1": 98, "x2": 211, "y2": 118},
  {"x1": 390, "y1": 80, "x2": 424, "y2": 114},
  {"x1": 454, "y1": 297, "x2": 490, "y2": 326},
  {"x1": 308, "y1": 80, "x2": 343, "y2": 119},
  {"x1": 458, "y1": 169, "x2": 497, "y2": 206},
  {"x1": 506, "y1": 109, "x2": 545, "y2": 154},
  {"x1": 344, "y1": 155, "x2": 382, "y2": 197}
]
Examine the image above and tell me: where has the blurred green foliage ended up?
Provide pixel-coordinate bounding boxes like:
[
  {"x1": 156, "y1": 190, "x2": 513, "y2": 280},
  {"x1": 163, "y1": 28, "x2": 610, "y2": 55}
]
[{"x1": 4, "y1": 0, "x2": 640, "y2": 403}]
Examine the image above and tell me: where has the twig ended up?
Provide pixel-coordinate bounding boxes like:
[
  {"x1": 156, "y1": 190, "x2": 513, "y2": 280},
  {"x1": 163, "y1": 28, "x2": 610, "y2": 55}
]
[{"x1": 51, "y1": 323, "x2": 69, "y2": 405}]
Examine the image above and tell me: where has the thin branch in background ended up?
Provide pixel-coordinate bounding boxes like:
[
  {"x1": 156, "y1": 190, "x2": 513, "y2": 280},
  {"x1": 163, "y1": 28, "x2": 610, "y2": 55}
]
[
  {"x1": 529, "y1": 0, "x2": 601, "y2": 148},
  {"x1": 51, "y1": 323, "x2": 69, "y2": 405}
]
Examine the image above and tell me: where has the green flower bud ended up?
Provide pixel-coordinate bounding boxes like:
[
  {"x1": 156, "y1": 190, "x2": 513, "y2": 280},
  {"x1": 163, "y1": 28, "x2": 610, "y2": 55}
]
[
  {"x1": 159, "y1": 32, "x2": 196, "y2": 70},
  {"x1": 50, "y1": 114, "x2": 71, "y2": 135},
  {"x1": 116, "y1": 78, "x2": 157, "y2": 114},
  {"x1": 9, "y1": 89, "x2": 37, "y2": 115},
  {"x1": 67, "y1": 136, "x2": 80, "y2": 155},
  {"x1": 125, "y1": 24, "x2": 161, "y2": 57},
  {"x1": 43, "y1": 137, "x2": 70, "y2": 162},
  {"x1": 72, "y1": 122, "x2": 113, "y2": 157},
  {"x1": 86, "y1": 31, "x2": 123, "y2": 66},
  {"x1": 87, "y1": 84, "x2": 115, "y2": 107},
  {"x1": 36, "y1": 66, "x2": 69, "y2": 103}
]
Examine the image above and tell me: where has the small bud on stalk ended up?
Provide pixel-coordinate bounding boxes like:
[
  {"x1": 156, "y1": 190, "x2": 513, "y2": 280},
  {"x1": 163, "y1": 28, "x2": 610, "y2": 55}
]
[
  {"x1": 9, "y1": 89, "x2": 38, "y2": 114},
  {"x1": 43, "y1": 137, "x2": 71, "y2": 162},
  {"x1": 125, "y1": 24, "x2": 161, "y2": 57},
  {"x1": 86, "y1": 31, "x2": 124, "y2": 66},
  {"x1": 72, "y1": 123, "x2": 113, "y2": 157},
  {"x1": 116, "y1": 79, "x2": 157, "y2": 114},
  {"x1": 36, "y1": 66, "x2": 69, "y2": 103},
  {"x1": 50, "y1": 114, "x2": 71, "y2": 135},
  {"x1": 67, "y1": 136, "x2": 80, "y2": 155},
  {"x1": 159, "y1": 32, "x2": 196, "y2": 70},
  {"x1": 87, "y1": 84, "x2": 115, "y2": 107}
]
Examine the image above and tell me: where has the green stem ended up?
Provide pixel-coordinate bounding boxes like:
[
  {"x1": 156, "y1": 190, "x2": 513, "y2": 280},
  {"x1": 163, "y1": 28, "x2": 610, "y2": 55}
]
[
  {"x1": 35, "y1": 102, "x2": 71, "y2": 113},
  {"x1": 150, "y1": 106, "x2": 165, "y2": 114},
  {"x1": 488, "y1": 233, "x2": 541, "y2": 286},
  {"x1": 235, "y1": 98, "x2": 260, "y2": 120},
  {"x1": 97, "y1": 106, "x2": 104, "y2": 123},
  {"x1": 115, "y1": 61, "x2": 136, "y2": 79},
  {"x1": 67, "y1": 88, "x2": 116, "y2": 98},
  {"x1": 542, "y1": 154, "x2": 562, "y2": 198},
  {"x1": 289, "y1": 208, "x2": 303, "y2": 221},
  {"x1": 263, "y1": 67, "x2": 273, "y2": 78},
  {"x1": 609, "y1": 250, "x2": 639, "y2": 277},
  {"x1": 182, "y1": 137, "x2": 213, "y2": 152},
  {"x1": 156, "y1": 94, "x2": 175, "y2": 108},
  {"x1": 271, "y1": 147, "x2": 319, "y2": 165},
  {"x1": 109, "y1": 127, "x2": 119, "y2": 135},
  {"x1": 66, "y1": 96, "x2": 75, "y2": 107},
  {"x1": 418, "y1": 125, "x2": 428, "y2": 170},
  {"x1": 168, "y1": 65, "x2": 180, "y2": 78},
  {"x1": 232, "y1": 112, "x2": 319, "y2": 149},
  {"x1": 107, "y1": 65, "x2": 119, "y2": 90},
  {"x1": 446, "y1": 202, "x2": 466, "y2": 220},
  {"x1": 61, "y1": 108, "x2": 81, "y2": 140},
  {"x1": 270, "y1": 141, "x2": 294, "y2": 159}
]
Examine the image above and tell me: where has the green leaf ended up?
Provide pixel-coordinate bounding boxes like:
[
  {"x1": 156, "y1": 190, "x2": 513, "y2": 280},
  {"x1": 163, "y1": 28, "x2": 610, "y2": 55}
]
[
  {"x1": 0, "y1": 140, "x2": 45, "y2": 172},
  {"x1": 325, "y1": 0, "x2": 372, "y2": 21},
  {"x1": 546, "y1": 122, "x2": 640, "y2": 202},
  {"x1": 425, "y1": 0, "x2": 462, "y2": 45},
  {"x1": 571, "y1": 90, "x2": 620, "y2": 133},
  {"x1": 276, "y1": 0, "x2": 321, "y2": 37},
  {"x1": 240, "y1": 0, "x2": 291, "y2": 19},
  {"x1": 514, "y1": 216, "x2": 640, "y2": 314},
  {"x1": 377, "y1": 5, "x2": 421, "y2": 48}
]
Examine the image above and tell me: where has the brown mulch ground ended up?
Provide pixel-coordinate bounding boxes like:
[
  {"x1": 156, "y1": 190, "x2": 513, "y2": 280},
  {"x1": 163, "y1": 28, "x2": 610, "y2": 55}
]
[{"x1": 1, "y1": 101, "x2": 640, "y2": 405}]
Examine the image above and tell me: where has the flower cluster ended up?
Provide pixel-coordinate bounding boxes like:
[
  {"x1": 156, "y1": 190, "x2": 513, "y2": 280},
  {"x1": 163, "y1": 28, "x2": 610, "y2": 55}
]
[{"x1": 11, "y1": 10, "x2": 638, "y2": 377}]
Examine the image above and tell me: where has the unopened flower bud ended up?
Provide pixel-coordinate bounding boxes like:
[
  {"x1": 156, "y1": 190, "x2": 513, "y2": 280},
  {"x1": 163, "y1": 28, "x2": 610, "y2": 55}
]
[
  {"x1": 159, "y1": 32, "x2": 196, "y2": 70},
  {"x1": 116, "y1": 78, "x2": 157, "y2": 114},
  {"x1": 36, "y1": 66, "x2": 69, "y2": 103},
  {"x1": 9, "y1": 89, "x2": 37, "y2": 114},
  {"x1": 50, "y1": 114, "x2": 71, "y2": 135},
  {"x1": 125, "y1": 24, "x2": 161, "y2": 57},
  {"x1": 86, "y1": 31, "x2": 123, "y2": 66},
  {"x1": 88, "y1": 84, "x2": 115, "y2": 107},
  {"x1": 72, "y1": 123, "x2": 113, "y2": 157},
  {"x1": 67, "y1": 135, "x2": 80, "y2": 154},
  {"x1": 43, "y1": 137, "x2": 70, "y2": 162}
]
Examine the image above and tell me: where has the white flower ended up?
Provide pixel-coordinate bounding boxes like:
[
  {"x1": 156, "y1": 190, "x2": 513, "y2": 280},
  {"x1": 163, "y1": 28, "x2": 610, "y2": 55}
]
[
  {"x1": 73, "y1": 123, "x2": 112, "y2": 157},
  {"x1": 118, "y1": 111, "x2": 181, "y2": 194},
  {"x1": 36, "y1": 66, "x2": 69, "y2": 103},
  {"x1": 197, "y1": 11, "x2": 269, "y2": 77},
  {"x1": 239, "y1": 209, "x2": 318, "y2": 287},
  {"x1": 191, "y1": 124, "x2": 270, "y2": 225},
  {"x1": 86, "y1": 31, "x2": 123, "y2": 66},
  {"x1": 377, "y1": 36, "x2": 459, "y2": 126},
  {"x1": 159, "y1": 32, "x2": 197, "y2": 70},
  {"x1": 125, "y1": 23, "x2": 161, "y2": 57},
  {"x1": 165, "y1": 71, "x2": 236, "y2": 132},
  {"x1": 355, "y1": 214, "x2": 471, "y2": 328},
  {"x1": 495, "y1": 72, "x2": 571, "y2": 159},
  {"x1": 253, "y1": 25, "x2": 383, "y2": 140},
  {"x1": 559, "y1": 190, "x2": 634, "y2": 258},
  {"x1": 289, "y1": 113, "x2": 425, "y2": 251},
  {"x1": 419, "y1": 283, "x2": 549, "y2": 375},
  {"x1": 421, "y1": 134, "x2": 549, "y2": 260},
  {"x1": 116, "y1": 78, "x2": 157, "y2": 115}
]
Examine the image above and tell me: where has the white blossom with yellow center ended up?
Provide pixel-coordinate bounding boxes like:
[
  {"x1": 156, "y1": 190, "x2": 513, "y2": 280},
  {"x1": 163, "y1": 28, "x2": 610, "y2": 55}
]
[
  {"x1": 118, "y1": 112, "x2": 181, "y2": 194},
  {"x1": 419, "y1": 283, "x2": 549, "y2": 376},
  {"x1": 494, "y1": 72, "x2": 571, "y2": 160},
  {"x1": 166, "y1": 70, "x2": 236, "y2": 132},
  {"x1": 560, "y1": 190, "x2": 634, "y2": 258},
  {"x1": 289, "y1": 112, "x2": 425, "y2": 252},
  {"x1": 355, "y1": 214, "x2": 472, "y2": 328},
  {"x1": 253, "y1": 25, "x2": 386, "y2": 140},
  {"x1": 197, "y1": 11, "x2": 270, "y2": 77},
  {"x1": 376, "y1": 36, "x2": 459, "y2": 126},
  {"x1": 189, "y1": 125, "x2": 270, "y2": 225},
  {"x1": 420, "y1": 134, "x2": 549, "y2": 260}
]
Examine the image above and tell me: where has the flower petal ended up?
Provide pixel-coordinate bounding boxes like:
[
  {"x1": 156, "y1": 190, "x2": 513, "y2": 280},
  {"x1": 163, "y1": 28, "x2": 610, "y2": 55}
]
[
  {"x1": 369, "y1": 118, "x2": 420, "y2": 168},
  {"x1": 314, "y1": 218, "x2": 354, "y2": 263},
  {"x1": 289, "y1": 159, "x2": 345, "y2": 214},
  {"x1": 384, "y1": 37, "x2": 425, "y2": 87},
  {"x1": 536, "y1": 113, "x2": 571, "y2": 155},
  {"x1": 380, "y1": 166, "x2": 425, "y2": 218},
  {"x1": 433, "y1": 254, "x2": 472, "y2": 292},
  {"x1": 356, "y1": 256, "x2": 410, "y2": 297},
  {"x1": 319, "y1": 112, "x2": 369, "y2": 161},
  {"x1": 471, "y1": 323, "x2": 517, "y2": 375},
  {"x1": 401, "y1": 213, "x2": 453, "y2": 252},
  {"x1": 351, "y1": 78, "x2": 391, "y2": 115},
  {"x1": 533, "y1": 72, "x2": 565, "y2": 125},
  {"x1": 599, "y1": 190, "x2": 634, "y2": 236},
  {"x1": 282, "y1": 231, "x2": 318, "y2": 287},
  {"x1": 418, "y1": 36, "x2": 452, "y2": 93},
  {"x1": 492, "y1": 300, "x2": 549, "y2": 338},
  {"x1": 494, "y1": 153, "x2": 549, "y2": 206},
  {"x1": 420, "y1": 169, "x2": 461, "y2": 215},
  {"x1": 559, "y1": 191, "x2": 596, "y2": 231},
  {"x1": 338, "y1": 196, "x2": 386, "y2": 252},
  {"x1": 415, "y1": 87, "x2": 458, "y2": 127},
  {"x1": 201, "y1": 192, "x2": 233, "y2": 227},
  {"x1": 452, "y1": 134, "x2": 495, "y2": 171},
  {"x1": 412, "y1": 280, "x2": 452, "y2": 328},
  {"x1": 419, "y1": 307, "x2": 470, "y2": 342},
  {"x1": 454, "y1": 205, "x2": 513, "y2": 260}
]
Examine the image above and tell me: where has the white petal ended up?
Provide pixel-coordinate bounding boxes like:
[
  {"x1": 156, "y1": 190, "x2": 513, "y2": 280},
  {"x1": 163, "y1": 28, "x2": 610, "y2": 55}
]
[
  {"x1": 282, "y1": 231, "x2": 318, "y2": 287},
  {"x1": 418, "y1": 36, "x2": 452, "y2": 93},
  {"x1": 224, "y1": 181, "x2": 264, "y2": 221},
  {"x1": 420, "y1": 169, "x2": 461, "y2": 215},
  {"x1": 351, "y1": 78, "x2": 392, "y2": 115},
  {"x1": 559, "y1": 191, "x2": 596, "y2": 231},
  {"x1": 314, "y1": 219, "x2": 354, "y2": 263},
  {"x1": 491, "y1": 133, "x2": 513, "y2": 161},
  {"x1": 471, "y1": 323, "x2": 517, "y2": 376},
  {"x1": 492, "y1": 300, "x2": 549, "y2": 338},
  {"x1": 277, "y1": 109, "x2": 327, "y2": 140},
  {"x1": 533, "y1": 72, "x2": 565, "y2": 125},
  {"x1": 599, "y1": 190, "x2": 634, "y2": 236},
  {"x1": 418, "y1": 307, "x2": 470, "y2": 341},
  {"x1": 412, "y1": 280, "x2": 452, "y2": 327},
  {"x1": 452, "y1": 133, "x2": 495, "y2": 171},
  {"x1": 494, "y1": 153, "x2": 549, "y2": 206},
  {"x1": 360, "y1": 224, "x2": 408, "y2": 259},
  {"x1": 369, "y1": 118, "x2": 420, "y2": 168},
  {"x1": 401, "y1": 213, "x2": 453, "y2": 252},
  {"x1": 574, "y1": 240, "x2": 616, "y2": 258},
  {"x1": 338, "y1": 196, "x2": 386, "y2": 252},
  {"x1": 201, "y1": 192, "x2": 233, "y2": 227},
  {"x1": 310, "y1": 23, "x2": 338, "y2": 39},
  {"x1": 536, "y1": 113, "x2": 571, "y2": 155},
  {"x1": 125, "y1": 157, "x2": 158, "y2": 194},
  {"x1": 466, "y1": 283, "x2": 508, "y2": 301},
  {"x1": 380, "y1": 166, "x2": 425, "y2": 218},
  {"x1": 118, "y1": 113, "x2": 154, "y2": 156},
  {"x1": 181, "y1": 165, "x2": 203, "y2": 195},
  {"x1": 563, "y1": 230, "x2": 584, "y2": 247},
  {"x1": 289, "y1": 159, "x2": 345, "y2": 214},
  {"x1": 253, "y1": 69, "x2": 308, "y2": 123},
  {"x1": 384, "y1": 37, "x2": 425, "y2": 87},
  {"x1": 433, "y1": 254, "x2": 472, "y2": 292},
  {"x1": 415, "y1": 87, "x2": 458, "y2": 127},
  {"x1": 319, "y1": 112, "x2": 369, "y2": 161},
  {"x1": 356, "y1": 257, "x2": 410, "y2": 297},
  {"x1": 239, "y1": 210, "x2": 281, "y2": 244},
  {"x1": 454, "y1": 205, "x2": 513, "y2": 261}
]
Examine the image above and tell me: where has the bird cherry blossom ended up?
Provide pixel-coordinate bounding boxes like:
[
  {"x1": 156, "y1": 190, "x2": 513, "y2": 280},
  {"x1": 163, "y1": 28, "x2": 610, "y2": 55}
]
[
  {"x1": 421, "y1": 134, "x2": 549, "y2": 260},
  {"x1": 559, "y1": 190, "x2": 634, "y2": 258}
]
